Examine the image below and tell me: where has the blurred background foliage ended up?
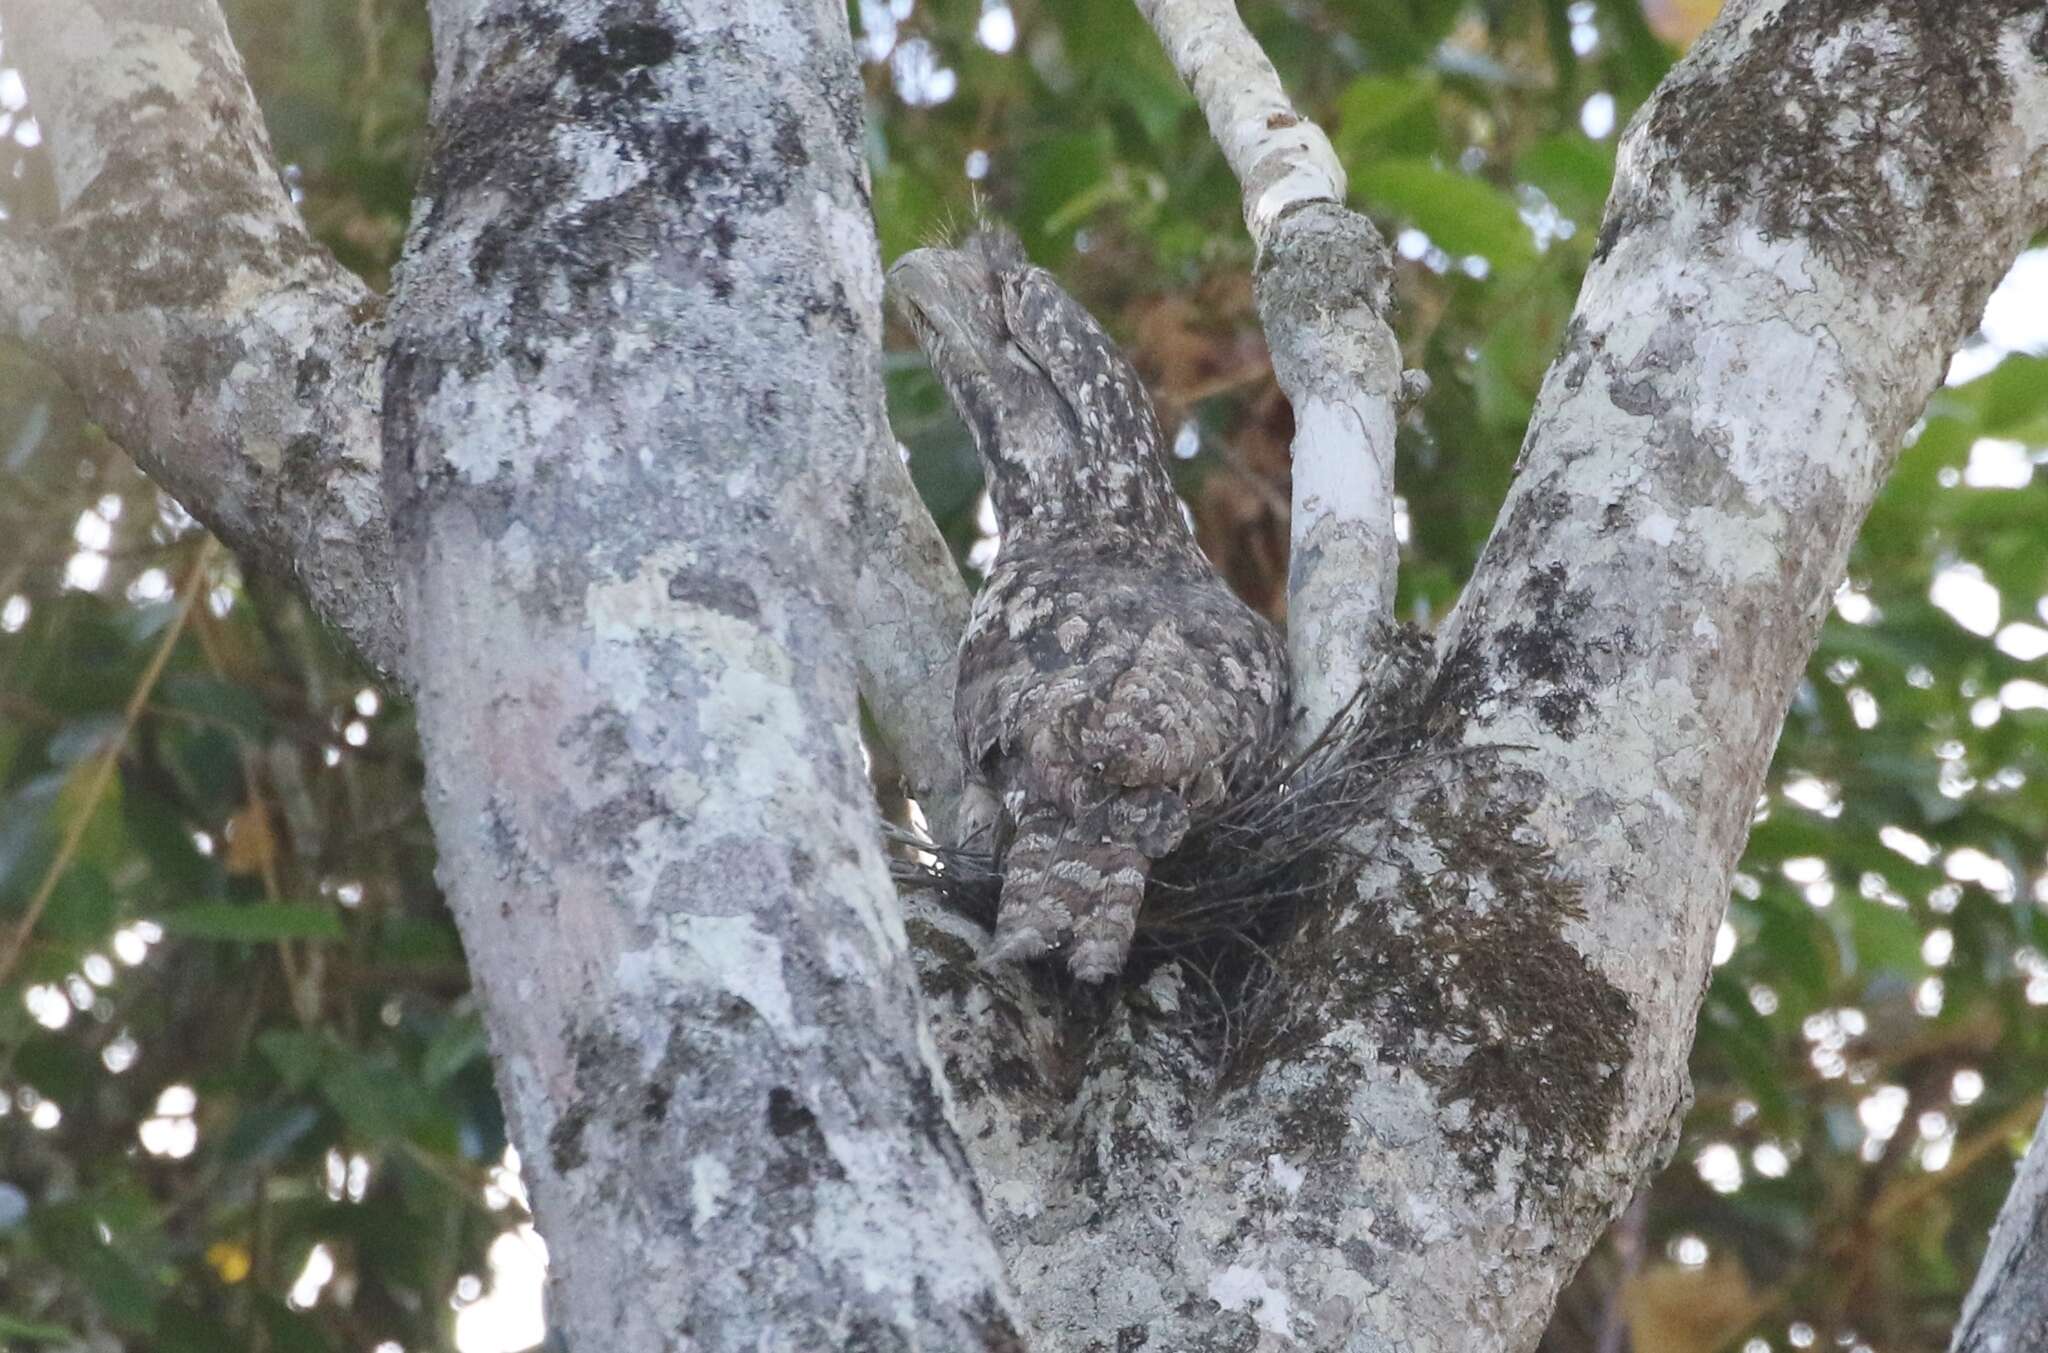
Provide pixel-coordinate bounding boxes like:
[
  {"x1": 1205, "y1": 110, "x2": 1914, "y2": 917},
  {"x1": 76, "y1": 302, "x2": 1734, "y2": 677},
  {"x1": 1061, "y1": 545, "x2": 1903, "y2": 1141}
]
[{"x1": 0, "y1": 0, "x2": 2045, "y2": 1349}]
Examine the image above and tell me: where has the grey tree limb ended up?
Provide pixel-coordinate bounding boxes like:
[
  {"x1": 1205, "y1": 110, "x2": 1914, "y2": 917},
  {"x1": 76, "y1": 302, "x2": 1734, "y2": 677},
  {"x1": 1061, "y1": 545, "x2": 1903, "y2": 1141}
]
[
  {"x1": 385, "y1": 0, "x2": 1018, "y2": 1344},
  {"x1": 0, "y1": 0, "x2": 402, "y2": 674},
  {"x1": 1952, "y1": 1103, "x2": 2048, "y2": 1353},
  {"x1": 1135, "y1": 0, "x2": 1406, "y2": 737},
  {"x1": 846, "y1": 436, "x2": 973, "y2": 834},
  {"x1": 946, "y1": 4, "x2": 2048, "y2": 1348}
]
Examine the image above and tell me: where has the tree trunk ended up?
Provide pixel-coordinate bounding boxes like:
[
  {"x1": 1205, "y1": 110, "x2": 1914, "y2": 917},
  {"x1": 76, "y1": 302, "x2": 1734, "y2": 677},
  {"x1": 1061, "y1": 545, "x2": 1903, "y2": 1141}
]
[
  {"x1": 1950, "y1": 1104, "x2": 2048, "y2": 1353},
  {"x1": 2, "y1": 0, "x2": 2045, "y2": 1350}
]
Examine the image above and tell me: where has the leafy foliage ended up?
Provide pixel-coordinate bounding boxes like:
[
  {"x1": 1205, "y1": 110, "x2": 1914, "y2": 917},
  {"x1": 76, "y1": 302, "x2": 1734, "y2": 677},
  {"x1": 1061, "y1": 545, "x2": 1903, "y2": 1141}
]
[{"x1": 1, "y1": 1, "x2": 2045, "y2": 1350}]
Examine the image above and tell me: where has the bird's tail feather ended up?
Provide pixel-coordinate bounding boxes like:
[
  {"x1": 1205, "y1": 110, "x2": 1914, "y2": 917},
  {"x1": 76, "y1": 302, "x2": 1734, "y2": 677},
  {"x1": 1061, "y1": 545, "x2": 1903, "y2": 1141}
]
[
  {"x1": 987, "y1": 810, "x2": 1069, "y2": 966},
  {"x1": 1065, "y1": 843, "x2": 1148, "y2": 983}
]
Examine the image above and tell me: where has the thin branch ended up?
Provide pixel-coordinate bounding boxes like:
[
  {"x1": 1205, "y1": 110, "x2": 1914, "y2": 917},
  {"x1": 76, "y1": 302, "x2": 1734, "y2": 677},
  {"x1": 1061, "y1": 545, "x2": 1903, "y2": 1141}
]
[
  {"x1": 0, "y1": 537, "x2": 216, "y2": 987},
  {"x1": 1134, "y1": 0, "x2": 1405, "y2": 738},
  {"x1": 846, "y1": 437, "x2": 973, "y2": 836},
  {"x1": 1131, "y1": 0, "x2": 1344, "y2": 248}
]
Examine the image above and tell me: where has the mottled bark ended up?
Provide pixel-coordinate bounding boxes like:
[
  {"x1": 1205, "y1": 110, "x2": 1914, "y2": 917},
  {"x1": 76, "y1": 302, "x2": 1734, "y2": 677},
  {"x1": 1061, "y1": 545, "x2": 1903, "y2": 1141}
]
[
  {"x1": 381, "y1": 0, "x2": 1016, "y2": 1345},
  {"x1": 0, "y1": 0, "x2": 401, "y2": 673},
  {"x1": 5, "y1": 0, "x2": 1019, "y2": 1346},
  {"x1": 927, "y1": 3, "x2": 2048, "y2": 1349},
  {"x1": 1951, "y1": 1107, "x2": 2048, "y2": 1353},
  {"x1": 847, "y1": 434, "x2": 974, "y2": 832}
]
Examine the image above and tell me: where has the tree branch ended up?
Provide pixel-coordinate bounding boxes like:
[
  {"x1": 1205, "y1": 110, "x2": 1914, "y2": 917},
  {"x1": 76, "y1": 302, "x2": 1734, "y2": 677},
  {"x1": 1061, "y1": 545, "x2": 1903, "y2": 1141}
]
[
  {"x1": 1951, "y1": 1098, "x2": 2048, "y2": 1353},
  {"x1": 384, "y1": 0, "x2": 1019, "y2": 1344},
  {"x1": 1135, "y1": 0, "x2": 1404, "y2": 735},
  {"x1": 846, "y1": 437, "x2": 972, "y2": 834},
  {"x1": 0, "y1": 0, "x2": 401, "y2": 674},
  {"x1": 985, "y1": 4, "x2": 2048, "y2": 1348}
]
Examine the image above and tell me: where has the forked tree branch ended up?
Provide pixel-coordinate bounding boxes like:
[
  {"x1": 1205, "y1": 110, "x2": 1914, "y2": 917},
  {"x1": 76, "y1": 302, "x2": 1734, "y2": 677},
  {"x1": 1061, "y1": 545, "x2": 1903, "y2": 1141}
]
[
  {"x1": 1135, "y1": 0, "x2": 1405, "y2": 736},
  {"x1": 971, "y1": 4, "x2": 2048, "y2": 1348},
  {"x1": 0, "y1": 0, "x2": 401, "y2": 673}
]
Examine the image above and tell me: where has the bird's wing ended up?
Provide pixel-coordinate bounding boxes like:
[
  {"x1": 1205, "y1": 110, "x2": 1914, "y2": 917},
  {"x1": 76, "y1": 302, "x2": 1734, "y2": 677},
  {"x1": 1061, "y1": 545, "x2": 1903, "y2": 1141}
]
[{"x1": 958, "y1": 552, "x2": 1286, "y2": 832}]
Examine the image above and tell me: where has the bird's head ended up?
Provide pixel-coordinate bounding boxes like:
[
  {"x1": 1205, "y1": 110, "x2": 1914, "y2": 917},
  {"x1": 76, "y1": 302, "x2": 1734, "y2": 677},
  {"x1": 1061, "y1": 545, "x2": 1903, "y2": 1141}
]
[{"x1": 888, "y1": 228, "x2": 1178, "y2": 538}]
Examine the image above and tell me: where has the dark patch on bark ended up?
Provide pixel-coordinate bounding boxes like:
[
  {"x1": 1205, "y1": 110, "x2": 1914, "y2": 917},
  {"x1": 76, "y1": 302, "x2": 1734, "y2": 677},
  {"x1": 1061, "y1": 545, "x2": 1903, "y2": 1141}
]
[
  {"x1": 767, "y1": 1085, "x2": 815, "y2": 1138},
  {"x1": 910, "y1": 919, "x2": 981, "y2": 1000},
  {"x1": 845, "y1": 1317, "x2": 911, "y2": 1352},
  {"x1": 1434, "y1": 490, "x2": 1622, "y2": 740},
  {"x1": 1400, "y1": 789, "x2": 1633, "y2": 1191},
  {"x1": 279, "y1": 434, "x2": 326, "y2": 506},
  {"x1": 1589, "y1": 209, "x2": 1630, "y2": 266},
  {"x1": 50, "y1": 100, "x2": 319, "y2": 314},
  {"x1": 415, "y1": 9, "x2": 800, "y2": 328},
  {"x1": 549, "y1": 1101, "x2": 590, "y2": 1173},
  {"x1": 773, "y1": 106, "x2": 811, "y2": 168},
  {"x1": 1554, "y1": 315, "x2": 1600, "y2": 394},
  {"x1": 1246, "y1": 777, "x2": 1636, "y2": 1201},
  {"x1": 640, "y1": 1081, "x2": 671, "y2": 1122},
  {"x1": 1598, "y1": 1, "x2": 2038, "y2": 279},
  {"x1": 805, "y1": 280, "x2": 862, "y2": 336},
  {"x1": 1177, "y1": 1299, "x2": 1262, "y2": 1353},
  {"x1": 666, "y1": 569, "x2": 760, "y2": 619},
  {"x1": 762, "y1": 1085, "x2": 845, "y2": 1190},
  {"x1": 905, "y1": 1070, "x2": 959, "y2": 1161},
  {"x1": 548, "y1": 1017, "x2": 694, "y2": 1177},
  {"x1": 294, "y1": 353, "x2": 334, "y2": 400},
  {"x1": 562, "y1": 707, "x2": 633, "y2": 773},
  {"x1": 559, "y1": 21, "x2": 679, "y2": 96},
  {"x1": 161, "y1": 332, "x2": 248, "y2": 417},
  {"x1": 1496, "y1": 563, "x2": 1601, "y2": 738}
]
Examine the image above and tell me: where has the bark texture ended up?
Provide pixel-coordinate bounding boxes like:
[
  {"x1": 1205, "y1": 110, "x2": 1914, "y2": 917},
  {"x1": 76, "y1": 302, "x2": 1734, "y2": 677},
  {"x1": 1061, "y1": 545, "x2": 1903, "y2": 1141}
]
[
  {"x1": 380, "y1": 0, "x2": 1017, "y2": 1345},
  {"x1": 4, "y1": 0, "x2": 1019, "y2": 1345},
  {"x1": 918, "y1": 3, "x2": 2048, "y2": 1349},
  {"x1": 1951, "y1": 1108, "x2": 2048, "y2": 1353},
  {"x1": 0, "y1": 0, "x2": 401, "y2": 672}
]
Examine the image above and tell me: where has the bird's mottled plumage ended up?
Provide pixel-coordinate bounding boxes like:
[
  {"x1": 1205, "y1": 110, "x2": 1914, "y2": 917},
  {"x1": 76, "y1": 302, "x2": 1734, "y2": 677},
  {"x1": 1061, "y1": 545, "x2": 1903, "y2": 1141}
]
[{"x1": 890, "y1": 229, "x2": 1288, "y2": 981}]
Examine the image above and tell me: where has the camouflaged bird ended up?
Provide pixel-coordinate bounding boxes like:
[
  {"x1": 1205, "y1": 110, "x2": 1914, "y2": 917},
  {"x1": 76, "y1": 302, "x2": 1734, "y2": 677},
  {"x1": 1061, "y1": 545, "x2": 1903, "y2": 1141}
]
[{"x1": 889, "y1": 229, "x2": 1288, "y2": 982}]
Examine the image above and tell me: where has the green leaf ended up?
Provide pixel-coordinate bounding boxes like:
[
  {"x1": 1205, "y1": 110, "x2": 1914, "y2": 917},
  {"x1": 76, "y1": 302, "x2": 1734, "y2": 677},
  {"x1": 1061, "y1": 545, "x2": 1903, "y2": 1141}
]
[
  {"x1": 1110, "y1": 49, "x2": 1190, "y2": 147},
  {"x1": 158, "y1": 902, "x2": 344, "y2": 943},
  {"x1": 30, "y1": 1204, "x2": 159, "y2": 1333},
  {"x1": 421, "y1": 1012, "x2": 489, "y2": 1088},
  {"x1": 56, "y1": 752, "x2": 126, "y2": 875},
  {"x1": 1980, "y1": 355, "x2": 2048, "y2": 440},
  {"x1": 1352, "y1": 158, "x2": 1538, "y2": 275},
  {"x1": 37, "y1": 862, "x2": 120, "y2": 944},
  {"x1": 1516, "y1": 134, "x2": 1615, "y2": 224},
  {"x1": 1755, "y1": 899, "x2": 1835, "y2": 1003},
  {"x1": 0, "y1": 1313, "x2": 80, "y2": 1343},
  {"x1": 156, "y1": 674, "x2": 273, "y2": 741},
  {"x1": 1020, "y1": 128, "x2": 1113, "y2": 253},
  {"x1": 1333, "y1": 74, "x2": 1438, "y2": 164},
  {"x1": 258, "y1": 1030, "x2": 332, "y2": 1092},
  {"x1": 1591, "y1": 0, "x2": 1676, "y2": 99},
  {"x1": 322, "y1": 1050, "x2": 430, "y2": 1142},
  {"x1": 44, "y1": 714, "x2": 122, "y2": 766},
  {"x1": 1845, "y1": 897, "x2": 1924, "y2": 977},
  {"x1": 222, "y1": 1101, "x2": 324, "y2": 1167}
]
